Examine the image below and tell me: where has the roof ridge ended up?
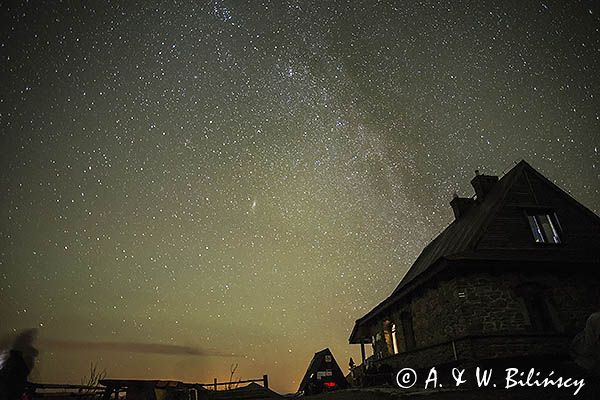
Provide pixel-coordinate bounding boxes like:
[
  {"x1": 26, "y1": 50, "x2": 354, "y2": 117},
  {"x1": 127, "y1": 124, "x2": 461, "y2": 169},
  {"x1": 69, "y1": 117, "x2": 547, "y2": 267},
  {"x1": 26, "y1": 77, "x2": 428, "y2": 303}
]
[{"x1": 520, "y1": 161, "x2": 600, "y2": 227}]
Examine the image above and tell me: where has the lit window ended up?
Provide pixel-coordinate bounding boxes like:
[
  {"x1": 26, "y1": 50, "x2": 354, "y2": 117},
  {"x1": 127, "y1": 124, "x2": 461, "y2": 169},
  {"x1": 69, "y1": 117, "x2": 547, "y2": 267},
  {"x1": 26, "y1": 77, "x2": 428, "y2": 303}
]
[
  {"x1": 391, "y1": 323, "x2": 399, "y2": 354},
  {"x1": 526, "y1": 212, "x2": 561, "y2": 244}
]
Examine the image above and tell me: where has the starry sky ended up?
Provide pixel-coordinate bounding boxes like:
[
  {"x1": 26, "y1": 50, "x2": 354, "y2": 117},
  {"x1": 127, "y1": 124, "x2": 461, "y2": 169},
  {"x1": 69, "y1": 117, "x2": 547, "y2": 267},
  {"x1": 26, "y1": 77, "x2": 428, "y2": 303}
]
[{"x1": 1, "y1": 0, "x2": 599, "y2": 394}]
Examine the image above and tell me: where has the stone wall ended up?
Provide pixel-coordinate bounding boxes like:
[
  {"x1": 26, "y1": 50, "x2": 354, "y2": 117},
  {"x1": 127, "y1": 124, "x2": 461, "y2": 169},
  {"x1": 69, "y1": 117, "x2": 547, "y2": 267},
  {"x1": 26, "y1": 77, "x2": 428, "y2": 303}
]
[
  {"x1": 410, "y1": 278, "x2": 464, "y2": 346},
  {"x1": 369, "y1": 266, "x2": 599, "y2": 366},
  {"x1": 453, "y1": 269, "x2": 599, "y2": 336}
]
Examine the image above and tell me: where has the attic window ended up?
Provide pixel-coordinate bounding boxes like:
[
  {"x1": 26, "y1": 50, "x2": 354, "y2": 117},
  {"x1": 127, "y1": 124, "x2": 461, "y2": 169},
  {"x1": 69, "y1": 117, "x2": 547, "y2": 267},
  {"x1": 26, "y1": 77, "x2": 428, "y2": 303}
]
[{"x1": 526, "y1": 211, "x2": 561, "y2": 244}]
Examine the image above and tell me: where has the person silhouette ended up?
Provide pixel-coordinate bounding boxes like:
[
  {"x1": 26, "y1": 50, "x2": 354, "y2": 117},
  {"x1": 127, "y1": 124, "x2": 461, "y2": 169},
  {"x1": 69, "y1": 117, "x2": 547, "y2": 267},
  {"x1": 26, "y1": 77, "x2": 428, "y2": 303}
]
[{"x1": 0, "y1": 329, "x2": 38, "y2": 400}]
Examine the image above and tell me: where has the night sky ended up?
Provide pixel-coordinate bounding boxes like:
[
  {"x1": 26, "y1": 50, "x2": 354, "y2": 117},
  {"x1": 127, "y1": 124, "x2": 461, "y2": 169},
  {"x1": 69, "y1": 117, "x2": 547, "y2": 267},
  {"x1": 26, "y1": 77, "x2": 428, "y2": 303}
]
[{"x1": 1, "y1": 0, "x2": 599, "y2": 394}]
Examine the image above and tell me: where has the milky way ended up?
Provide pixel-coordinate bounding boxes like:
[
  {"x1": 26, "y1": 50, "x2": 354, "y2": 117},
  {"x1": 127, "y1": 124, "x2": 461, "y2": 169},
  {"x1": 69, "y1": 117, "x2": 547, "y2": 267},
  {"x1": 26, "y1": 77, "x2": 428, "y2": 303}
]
[{"x1": 1, "y1": 0, "x2": 599, "y2": 393}]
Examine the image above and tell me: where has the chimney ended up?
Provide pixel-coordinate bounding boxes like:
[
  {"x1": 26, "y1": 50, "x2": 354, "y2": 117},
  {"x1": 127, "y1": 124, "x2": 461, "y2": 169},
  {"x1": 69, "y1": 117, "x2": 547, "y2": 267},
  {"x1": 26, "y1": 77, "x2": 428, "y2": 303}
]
[
  {"x1": 470, "y1": 170, "x2": 498, "y2": 200},
  {"x1": 450, "y1": 193, "x2": 476, "y2": 219}
]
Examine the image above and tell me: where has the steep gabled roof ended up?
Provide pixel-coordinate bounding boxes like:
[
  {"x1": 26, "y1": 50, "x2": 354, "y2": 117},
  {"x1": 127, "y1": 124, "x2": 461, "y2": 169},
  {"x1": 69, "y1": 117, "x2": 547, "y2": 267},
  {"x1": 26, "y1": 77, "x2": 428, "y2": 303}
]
[{"x1": 349, "y1": 160, "x2": 600, "y2": 343}]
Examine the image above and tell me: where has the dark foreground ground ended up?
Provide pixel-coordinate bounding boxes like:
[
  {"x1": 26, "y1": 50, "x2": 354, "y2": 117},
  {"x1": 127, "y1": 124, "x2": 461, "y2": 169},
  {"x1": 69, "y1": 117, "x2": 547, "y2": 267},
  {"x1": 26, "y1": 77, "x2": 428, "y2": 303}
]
[{"x1": 304, "y1": 385, "x2": 598, "y2": 400}]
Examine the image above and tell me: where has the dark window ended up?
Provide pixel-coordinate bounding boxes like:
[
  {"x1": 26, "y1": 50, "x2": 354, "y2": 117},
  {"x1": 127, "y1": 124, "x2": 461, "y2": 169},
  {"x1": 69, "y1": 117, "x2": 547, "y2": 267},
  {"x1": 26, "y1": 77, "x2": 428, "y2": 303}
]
[
  {"x1": 524, "y1": 295, "x2": 554, "y2": 331},
  {"x1": 400, "y1": 311, "x2": 416, "y2": 351},
  {"x1": 516, "y1": 283, "x2": 556, "y2": 332},
  {"x1": 526, "y1": 211, "x2": 561, "y2": 244},
  {"x1": 374, "y1": 332, "x2": 383, "y2": 358}
]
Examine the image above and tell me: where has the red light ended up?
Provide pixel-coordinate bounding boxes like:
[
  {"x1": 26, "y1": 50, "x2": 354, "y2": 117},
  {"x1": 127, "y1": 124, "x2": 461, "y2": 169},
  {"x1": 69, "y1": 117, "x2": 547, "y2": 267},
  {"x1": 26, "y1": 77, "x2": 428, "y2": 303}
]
[{"x1": 323, "y1": 382, "x2": 337, "y2": 388}]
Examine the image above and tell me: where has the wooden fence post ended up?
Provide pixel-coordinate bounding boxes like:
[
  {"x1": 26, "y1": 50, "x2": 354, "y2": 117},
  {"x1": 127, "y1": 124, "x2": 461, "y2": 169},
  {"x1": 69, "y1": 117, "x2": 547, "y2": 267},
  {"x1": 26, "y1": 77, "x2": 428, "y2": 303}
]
[
  {"x1": 214, "y1": 378, "x2": 217, "y2": 391},
  {"x1": 263, "y1": 375, "x2": 268, "y2": 389}
]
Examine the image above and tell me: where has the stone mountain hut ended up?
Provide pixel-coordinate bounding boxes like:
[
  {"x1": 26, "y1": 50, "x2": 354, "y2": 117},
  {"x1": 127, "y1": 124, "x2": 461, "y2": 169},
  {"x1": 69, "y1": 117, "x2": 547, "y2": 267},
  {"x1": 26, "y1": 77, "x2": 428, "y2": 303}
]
[{"x1": 349, "y1": 160, "x2": 599, "y2": 374}]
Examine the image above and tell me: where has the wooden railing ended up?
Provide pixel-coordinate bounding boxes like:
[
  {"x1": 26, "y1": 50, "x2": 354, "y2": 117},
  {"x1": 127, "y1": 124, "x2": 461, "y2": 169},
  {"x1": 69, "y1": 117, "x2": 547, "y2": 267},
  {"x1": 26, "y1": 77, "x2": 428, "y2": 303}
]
[{"x1": 28, "y1": 374, "x2": 270, "y2": 398}]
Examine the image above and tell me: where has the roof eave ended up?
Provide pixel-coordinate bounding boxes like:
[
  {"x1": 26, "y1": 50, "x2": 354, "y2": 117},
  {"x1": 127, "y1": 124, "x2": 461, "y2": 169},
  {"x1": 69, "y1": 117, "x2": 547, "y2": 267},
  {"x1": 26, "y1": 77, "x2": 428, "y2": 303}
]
[{"x1": 349, "y1": 257, "x2": 449, "y2": 343}]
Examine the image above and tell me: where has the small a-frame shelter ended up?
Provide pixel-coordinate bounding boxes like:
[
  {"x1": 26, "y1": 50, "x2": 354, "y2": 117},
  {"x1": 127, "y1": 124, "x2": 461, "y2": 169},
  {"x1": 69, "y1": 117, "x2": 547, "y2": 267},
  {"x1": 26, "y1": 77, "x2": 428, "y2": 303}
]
[{"x1": 298, "y1": 348, "x2": 348, "y2": 395}]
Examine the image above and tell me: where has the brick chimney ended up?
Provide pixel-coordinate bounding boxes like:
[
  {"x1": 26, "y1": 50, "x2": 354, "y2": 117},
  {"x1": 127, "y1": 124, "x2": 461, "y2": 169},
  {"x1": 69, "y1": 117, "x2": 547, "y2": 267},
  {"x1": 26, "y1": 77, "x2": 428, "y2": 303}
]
[
  {"x1": 470, "y1": 170, "x2": 498, "y2": 200},
  {"x1": 450, "y1": 193, "x2": 475, "y2": 219}
]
